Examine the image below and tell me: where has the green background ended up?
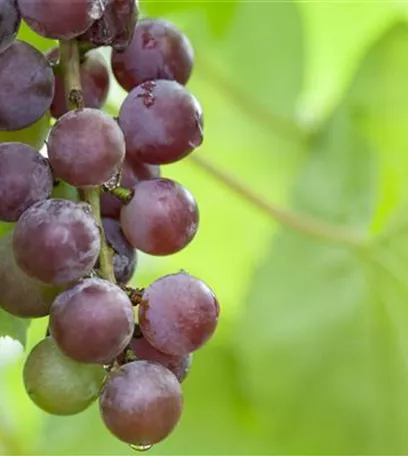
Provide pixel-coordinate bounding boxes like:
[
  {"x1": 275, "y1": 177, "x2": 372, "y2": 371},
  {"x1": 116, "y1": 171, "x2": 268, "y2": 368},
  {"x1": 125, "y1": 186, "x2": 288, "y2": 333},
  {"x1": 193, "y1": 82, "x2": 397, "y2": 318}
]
[{"x1": 3, "y1": 0, "x2": 408, "y2": 454}]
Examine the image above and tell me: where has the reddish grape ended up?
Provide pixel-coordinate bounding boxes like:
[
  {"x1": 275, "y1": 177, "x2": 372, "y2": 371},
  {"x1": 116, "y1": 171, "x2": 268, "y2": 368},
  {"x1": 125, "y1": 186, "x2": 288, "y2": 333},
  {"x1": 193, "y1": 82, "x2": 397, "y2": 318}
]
[
  {"x1": 48, "y1": 108, "x2": 125, "y2": 187},
  {"x1": 80, "y1": 0, "x2": 139, "y2": 52},
  {"x1": 139, "y1": 272, "x2": 219, "y2": 356},
  {"x1": 17, "y1": 0, "x2": 107, "y2": 39},
  {"x1": 47, "y1": 48, "x2": 110, "y2": 119},
  {"x1": 50, "y1": 278, "x2": 134, "y2": 364},
  {"x1": 0, "y1": 142, "x2": 53, "y2": 222},
  {"x1": 130, "y1": 337, "x2": 192, "y2": 383},
  {"x1": 120, "y1": 178, "x2": 199, "y2": 256},
  {"x1": 0, "y1": 41, "x2": 54, "y2": 131},
  {"x1": 13, "y1": 199, "x2": 101, "y2": 285},
  {"x1": 0, "y1": 232, "x2": 60, "y2": 318},
  {"x1": 102, "y1": 217, "x2": 137, "y2": 284},
  {"x1": 118, "y1": 80, "x2": 203, "y2": 165},
  {"x1": 100, "y1": 161, "x2": 160, "y2": 219},
  {"x1": 111, "y1": 18, "x2": 193, "y2": 92},
  {"x1": 99, "y1": 361, "x2": 183, "y2": 445},
  {"x1": 0, "y1": 0, "x2": 21, "y2": 54}
]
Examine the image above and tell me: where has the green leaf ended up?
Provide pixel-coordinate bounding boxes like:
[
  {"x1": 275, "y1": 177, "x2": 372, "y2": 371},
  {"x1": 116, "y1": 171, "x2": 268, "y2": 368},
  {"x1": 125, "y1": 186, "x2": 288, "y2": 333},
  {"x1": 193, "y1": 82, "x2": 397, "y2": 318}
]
[
  {"x1": 0, "y1": 308, "x2": 29, "y2": 347},
  {"x1": 238, "y1": 23, "x2": 408, "y2": 454}
]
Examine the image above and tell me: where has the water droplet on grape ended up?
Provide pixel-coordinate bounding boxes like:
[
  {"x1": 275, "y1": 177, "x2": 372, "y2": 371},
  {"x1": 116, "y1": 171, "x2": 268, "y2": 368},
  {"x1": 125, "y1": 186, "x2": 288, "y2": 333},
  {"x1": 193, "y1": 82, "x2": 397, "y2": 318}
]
[{"x1": 130, "y1": 444, "x2": 153, "y2": 452}]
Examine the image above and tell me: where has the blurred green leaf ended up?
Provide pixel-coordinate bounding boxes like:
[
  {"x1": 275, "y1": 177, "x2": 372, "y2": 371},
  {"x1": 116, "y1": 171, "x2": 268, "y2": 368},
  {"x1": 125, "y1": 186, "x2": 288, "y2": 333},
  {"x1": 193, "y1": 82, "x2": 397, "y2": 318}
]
[{"x1": 0, "y1": 309, "x2": 29, "y2": 347}]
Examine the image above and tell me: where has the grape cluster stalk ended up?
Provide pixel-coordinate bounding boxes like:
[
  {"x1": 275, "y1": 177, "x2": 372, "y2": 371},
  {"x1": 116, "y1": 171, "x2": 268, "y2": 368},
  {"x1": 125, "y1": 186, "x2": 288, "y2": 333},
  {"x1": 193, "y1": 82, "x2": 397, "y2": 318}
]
[{"x1": 0, "y1": 0, "x2": 220, "y2": 449}]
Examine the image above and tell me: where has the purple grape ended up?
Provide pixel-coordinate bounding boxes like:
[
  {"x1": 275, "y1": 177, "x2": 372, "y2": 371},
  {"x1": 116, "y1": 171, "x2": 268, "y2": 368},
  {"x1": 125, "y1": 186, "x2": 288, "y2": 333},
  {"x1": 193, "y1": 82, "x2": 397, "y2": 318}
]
[
  {"x1": 80, "y1": 0, "x2": 139, "y2": 52},
  {"x1": 0, "y1": 41, "x2": 54, "y2": 131},
  {"x1": 118, "y1": 79, "x2": 203, "y2": 165},
  {"x1": 102, "y1": 217, "x2": 137, "y2": 284},
  {"x1": 0, "y1": 142, "x2": 53, "y2": 222},
  {"x1": 139, "y1": 272, "x2": 219, "y2": 356},
  {"x1": 111, "y1": 18, "x2": 193, "y2": 92},
  {"x1": 100, "y1": 160, "x2": 160, "y2": 219},
  {"x1": 0, "y1": 232, "x2": 60, "y2": 318},
  {"x1": 13, "y1": 199, "x2": 101, "y2": 285},
  {"x1": 129, "y1": 336, "x2": 191, "y2": 383},
  {"x1": 47, "y1": 48, "x2": 110, "y2": 119},
  {"x1": 17, "y1": 0, "x2": 107, "y2": 39},
  {"x1": 48, "y1": 108, "x2": 125, "y2": 187},
  {"x1": 50, "y1": 278, "x2": 134, "y2": 364},
  {"x1": 120, "y1": 178, "x2": 199, "y2": 256},
  {"x1": 0, "y1": 0, "x2": 21, "y2": 54},
  {"x1": 99, "y1": 361, "x2": 183, "y2": 445}
]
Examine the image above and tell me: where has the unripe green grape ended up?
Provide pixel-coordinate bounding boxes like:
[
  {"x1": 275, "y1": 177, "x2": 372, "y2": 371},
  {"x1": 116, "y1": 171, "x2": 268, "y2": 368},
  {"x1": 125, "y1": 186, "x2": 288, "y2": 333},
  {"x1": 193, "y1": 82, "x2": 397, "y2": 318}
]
[
  {"x1": 0, "y1": 112, "x2": 51, "y2": 149},
  {"x1": 23, "y1": 337, "x2": 105, "y2": 416}
]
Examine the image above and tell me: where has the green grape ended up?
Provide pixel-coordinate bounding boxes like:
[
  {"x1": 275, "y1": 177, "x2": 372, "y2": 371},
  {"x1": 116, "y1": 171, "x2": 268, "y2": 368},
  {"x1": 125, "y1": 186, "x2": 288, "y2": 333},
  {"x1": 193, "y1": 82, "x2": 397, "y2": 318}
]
[
  {"x1": 0, "y1": 111, "x2": 51, "y2": 149},
  {"x1": 23, "y1": 337, "x2": 106, "y2": 415}
]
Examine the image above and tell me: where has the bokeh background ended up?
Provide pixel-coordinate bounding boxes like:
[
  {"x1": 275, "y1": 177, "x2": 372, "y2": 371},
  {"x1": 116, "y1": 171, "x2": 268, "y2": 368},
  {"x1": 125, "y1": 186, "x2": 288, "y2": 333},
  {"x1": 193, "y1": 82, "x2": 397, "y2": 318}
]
[{"x1": 4, "y1": 0, "x2": 408, "y2": 454}]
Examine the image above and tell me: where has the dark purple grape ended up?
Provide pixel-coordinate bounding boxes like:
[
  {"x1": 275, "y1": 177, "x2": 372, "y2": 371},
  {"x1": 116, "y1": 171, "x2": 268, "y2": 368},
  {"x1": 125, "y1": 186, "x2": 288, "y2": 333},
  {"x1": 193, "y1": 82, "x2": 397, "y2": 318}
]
[
  {"x1": 99, "y1": 361, "x2": 183, "y2": 445},
  {"x1": 13, "y1": 199, "x2": 101, "y2": 285},
  {"x1": 0, "y1": 41, "x2": 54, "y2": 131},
  {"x1": 47, "y1": 48, "x2": 110, "y2": 119},
  {"x1": 102, "y1": 217, "x2": 136, "y2": 284},
  {"x1": 120, "y1": 178, "x2": 199, "y2": 256},
  {"x1": 80, "y1": 0, "x2": 139, "y2": 52},
  {"x1": 100, "y1": 160, "x2": 160, "y2": 219},
  {"x1": 118, "y1": 80, "x2": 203, "y2": 165},
  {"x1": 0, "y1": 0, "x2": 21, "y2": 54},
  {"x1": 0, "y1": 232, "x2": 60, "y2": 318},
  {"x1": 139, "y1": 272, "x2": 219, "y2": 356},
  {"x1": 50, "y1": 278, "x2": 134, "y2": 364},
  {"x1": 17, "y1": 0, "x2": 107, "y2": 39},
  {"x1": 111, "y1": 18, "x2": 193, "y2": 92},
  {"x1": 129, "y1": 337, "x2": 191, "y2": 383},
  {"x1": 0, "y1": 142, "x2": 53, "y2": 222},
  {"x1": 48, "y1": 108, "x2": 125, "y2": 187}
]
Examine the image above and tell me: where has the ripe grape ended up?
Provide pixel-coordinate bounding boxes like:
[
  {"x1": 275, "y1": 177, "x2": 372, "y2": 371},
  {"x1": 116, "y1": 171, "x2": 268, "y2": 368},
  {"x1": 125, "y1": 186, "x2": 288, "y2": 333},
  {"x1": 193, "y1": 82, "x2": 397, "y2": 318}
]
[
  {"x1": 100, "y1": 160, "x2": 160, "y2": 219},
  {"x1": 119, "y1": 80, "x2": 203, "y2": 165},
  {"x1": 0, "y1": 41, "x2": 54, "y2": 131},
  {"x1": 0, "y1": 232, "x2": 60, "y2": 318},
  {"x1": 50, "y1": 278, "x2": 134, "y2": 364},
  {"x1": 17, "y1": 0, "x2": 107, "y2": 39},
  {"x1": 102, "y1": 217, "x2": 137, "y2": 284},
  {"x1": 13, "y1": 199, "x2": 101, "y2": 285},
  {"x1": 139, "y1": 272, "x2": 219, "y2": 355},
  {"x1": 48, "y1": 108, "x2": 125, "y2": 187},
  {"x1": 99, "y1": 361, "x2": 183, "y2": 445},
  {"x1": 0, "y1": 0, "x2": 21, "y2": 54},
  {"x1": 48, "y1": 48, "x2": 110, "y2": 119},
  {"x1": 111, "y1": 18, "x2": 193, "y2": 92},
  {"x1": 0, "y1": 142, "x2": 53, "y2": 222},
  {"x1": 24, "y1": 337, "x2": 105, "y2": 415},
  {"x1": 129, "y1": 337, "x2": 192, "y2": 383},
  {"x1": 120, "y1": 178, "x2": 199, "y2": 255},
  {"x1": 80, "y1": 0, "x2": 139, "y2": 52}
]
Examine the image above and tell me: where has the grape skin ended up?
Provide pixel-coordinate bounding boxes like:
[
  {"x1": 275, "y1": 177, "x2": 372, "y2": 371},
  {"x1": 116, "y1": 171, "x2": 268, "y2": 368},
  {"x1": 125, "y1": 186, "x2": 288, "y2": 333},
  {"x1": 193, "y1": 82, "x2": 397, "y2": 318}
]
[
  {"x1": 13, "y1": 199, "x2": 101, "y2": 285},
  {"x1": 50, "y1": 278, "x2": 135, "y2": 364},
  {"x1": 139, "y1": 272, "x2": 220, "y2": 356},
  {"x1": 118, "y1": 80, "x2": 203, "y2": 165},
  {"x1": 47, "y1": 48, "x2": 110, "y2": 119},
  {"x1": 48, "y1": 108, "x2": 125, "y2": 187},
  {"x1": 0, "y1": 232, "x2": 60, "y2": 318},
  {"x1": 0, "y1": 0, "x2": 21, "y2": 54},
  {"x1": 0, "y1": 41, "x2": 54, "y2": 131},
  {"x1": 120, "y1": 178, "x2": 199, "y2": 256},
  {"x1": 17, "y1": 0, "x2": 107, "y2": 39},
  {"x1": 111, "y1": 18, "x2": 193, "y2": 92},
  {"x1": 0, "y1": 142, "x2": 53, "y2": 222},
  {"x1": 99, "y1": 361, "x2": 183, "y2": 445},
  {"x1": 24, "y1": 337, "x2": 105, "y2": 415}
]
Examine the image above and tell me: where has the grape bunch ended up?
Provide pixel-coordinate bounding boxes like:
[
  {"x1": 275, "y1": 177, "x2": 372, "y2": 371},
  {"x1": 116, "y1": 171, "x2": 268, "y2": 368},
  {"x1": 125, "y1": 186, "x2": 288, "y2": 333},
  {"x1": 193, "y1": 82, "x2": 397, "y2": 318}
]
[{"x1": 0, "y1": 0, "x2": 220, "y2": 449}]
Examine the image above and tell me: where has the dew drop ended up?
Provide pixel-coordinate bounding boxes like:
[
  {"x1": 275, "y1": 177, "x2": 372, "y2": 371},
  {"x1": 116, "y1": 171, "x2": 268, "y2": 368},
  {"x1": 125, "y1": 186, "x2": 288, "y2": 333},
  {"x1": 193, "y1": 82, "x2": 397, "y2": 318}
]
[{"x1": 130, "y1": 444, "x2": 153, "y2": 452}]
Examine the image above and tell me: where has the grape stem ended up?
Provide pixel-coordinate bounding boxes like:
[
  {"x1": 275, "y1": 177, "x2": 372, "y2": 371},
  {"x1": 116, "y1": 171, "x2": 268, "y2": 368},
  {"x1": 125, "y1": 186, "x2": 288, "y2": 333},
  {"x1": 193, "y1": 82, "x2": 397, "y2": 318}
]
[
  {"x1": 189, "y1": 154, "x2": 366, "y2": 250},
  {"x1": 59, "y1": 39, "x2": 116, "y2": 283}
]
